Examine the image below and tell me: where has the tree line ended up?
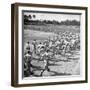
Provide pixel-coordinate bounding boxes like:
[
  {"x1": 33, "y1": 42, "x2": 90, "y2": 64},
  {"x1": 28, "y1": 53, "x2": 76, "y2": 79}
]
[{"x1": 24, "y1": 15, "x2": 80, "y2": 26}]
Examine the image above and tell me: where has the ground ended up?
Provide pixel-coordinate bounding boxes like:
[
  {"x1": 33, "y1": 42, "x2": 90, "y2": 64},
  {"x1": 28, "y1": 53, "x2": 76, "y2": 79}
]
[{"x1": 29, "y1": 50, "x2": 80, "y2": 77}]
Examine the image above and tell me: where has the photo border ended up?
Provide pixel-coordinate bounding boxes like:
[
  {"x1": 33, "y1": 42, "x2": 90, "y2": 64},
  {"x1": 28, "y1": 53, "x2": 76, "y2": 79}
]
[{"x1": 11, "y1": 3, "x2": 88, "y2": 87}]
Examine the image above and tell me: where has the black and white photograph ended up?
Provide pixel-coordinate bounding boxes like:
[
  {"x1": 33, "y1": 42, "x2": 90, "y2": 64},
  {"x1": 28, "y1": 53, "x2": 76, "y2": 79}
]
[
  {"x1": 11, "y1": 3, "x2": 87, "y2": 86},
  {"x1": 23, "y1": 11, "x2": 81, "y2": 77}
]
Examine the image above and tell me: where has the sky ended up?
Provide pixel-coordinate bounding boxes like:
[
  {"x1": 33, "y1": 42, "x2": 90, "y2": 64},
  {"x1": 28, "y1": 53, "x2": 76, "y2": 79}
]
[{"x1": 24, "y1": 11, "x2": 81, "y2": 22}]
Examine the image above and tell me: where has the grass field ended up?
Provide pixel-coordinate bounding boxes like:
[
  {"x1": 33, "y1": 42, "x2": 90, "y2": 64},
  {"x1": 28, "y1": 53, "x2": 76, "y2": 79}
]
[
  {"x1": 24, "y1": 24, "x2": 80, "y2": 33},
  {"x1": 24, "y1": 24, "x2": 80, "y2": 44}
]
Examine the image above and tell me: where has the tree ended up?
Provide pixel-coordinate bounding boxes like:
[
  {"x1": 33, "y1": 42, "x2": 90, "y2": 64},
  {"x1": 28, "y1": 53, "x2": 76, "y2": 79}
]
[
  {"x1": 29, "y1": 15, "x2": 32, "y2": 19},
  {"x1": 33, "y1": 15, "x2": 36, "y2": 19}
]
